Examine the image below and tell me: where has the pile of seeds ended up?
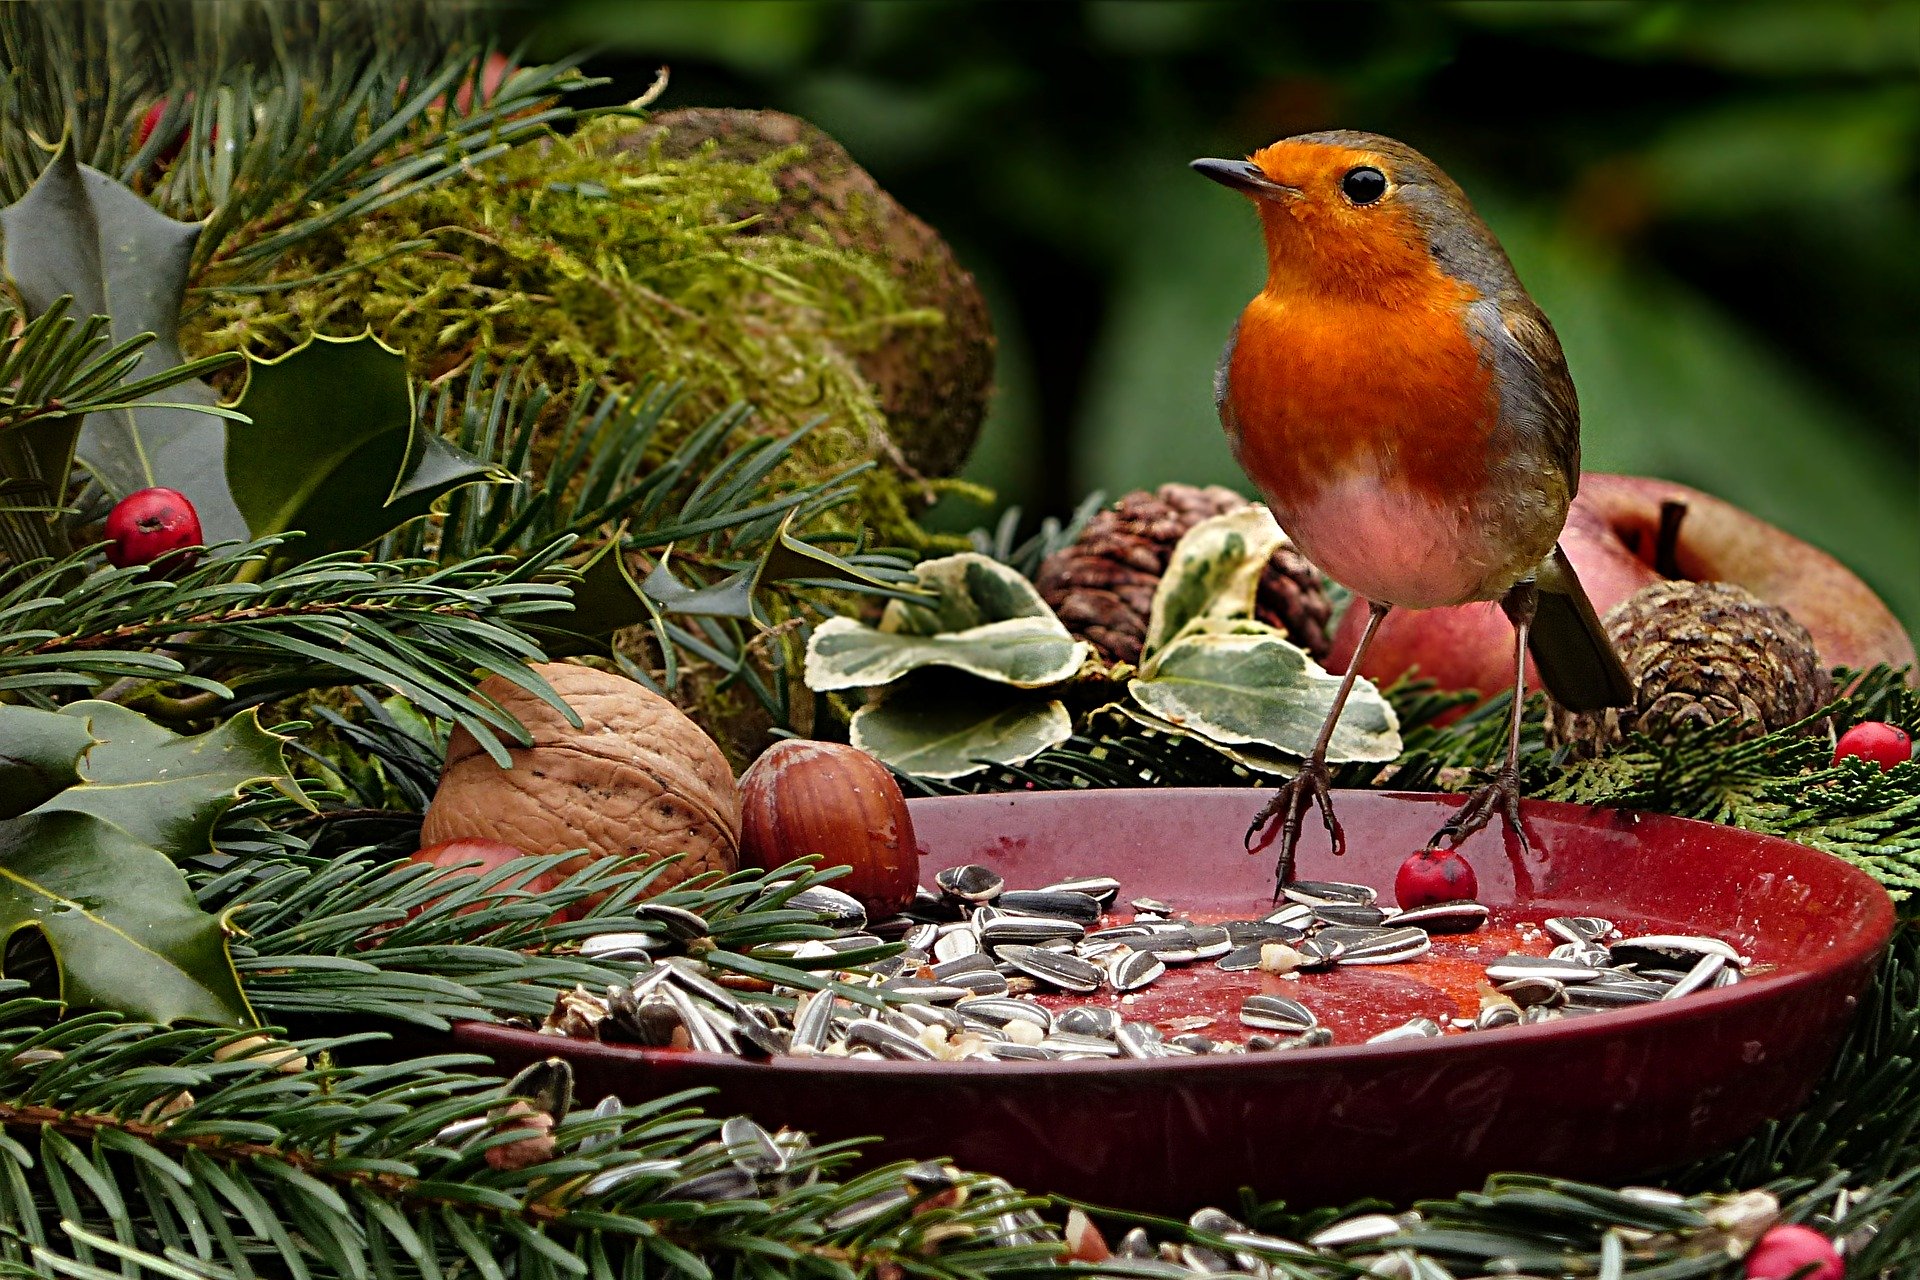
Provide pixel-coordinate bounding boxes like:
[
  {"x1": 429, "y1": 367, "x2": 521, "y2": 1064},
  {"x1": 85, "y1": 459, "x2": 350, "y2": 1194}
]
[{"x1": 540, "y1": 867, "x2": 1749, "y2": 1062}]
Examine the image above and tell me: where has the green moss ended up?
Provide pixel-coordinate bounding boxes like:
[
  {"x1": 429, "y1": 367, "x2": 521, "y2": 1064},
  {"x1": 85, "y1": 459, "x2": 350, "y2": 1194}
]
[{"x1": 187, "y1": 116, "x2": 971, "y2": 549}]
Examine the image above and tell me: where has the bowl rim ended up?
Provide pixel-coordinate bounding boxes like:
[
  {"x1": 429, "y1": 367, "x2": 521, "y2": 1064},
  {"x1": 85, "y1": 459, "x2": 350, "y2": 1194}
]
[{"x1": 459, "y1": 791, "x2": 1896, "y2": 1079}]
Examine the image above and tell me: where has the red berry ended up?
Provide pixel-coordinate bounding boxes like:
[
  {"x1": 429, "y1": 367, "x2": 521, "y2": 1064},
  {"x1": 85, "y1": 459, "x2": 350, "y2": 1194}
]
[
  {"x1": 1744, "y1": 1224, "x2": 1843, "y2": 1280},
  {"x1": 136, "y1": 98, "x2": 187, "y2": 165},
  {"x1": 1833, "y1": 721, "x2": 1911, "y2": 771},
  {"x1": 1395, "y1": 847, "x2": 1478, "y2": 909},
  {"x1": 103, "y1": 487, "x2": 203, "y2": 575}
]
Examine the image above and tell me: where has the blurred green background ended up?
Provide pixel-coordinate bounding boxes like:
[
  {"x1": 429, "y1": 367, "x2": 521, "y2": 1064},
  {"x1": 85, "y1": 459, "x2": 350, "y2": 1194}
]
[{"x1": 513, "y1": 0, "x2": 1919, "y2": 635}]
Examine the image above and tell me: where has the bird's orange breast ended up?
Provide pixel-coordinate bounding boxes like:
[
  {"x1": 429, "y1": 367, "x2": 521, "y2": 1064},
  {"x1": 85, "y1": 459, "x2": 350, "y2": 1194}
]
[{"x1": 1225, "y1": 281, "x2": 1495, "y2": 513}]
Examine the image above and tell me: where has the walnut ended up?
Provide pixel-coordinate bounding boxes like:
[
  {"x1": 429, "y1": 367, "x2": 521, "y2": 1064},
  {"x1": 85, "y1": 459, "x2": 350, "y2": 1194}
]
[{"x1": 421, "y1": 663, "x2": 741, "y2": 893}]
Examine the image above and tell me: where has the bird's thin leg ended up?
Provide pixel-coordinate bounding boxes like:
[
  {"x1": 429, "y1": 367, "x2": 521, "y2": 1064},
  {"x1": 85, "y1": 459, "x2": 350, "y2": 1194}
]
[
  {"x1": 1247, "y1": 599, "x2": 1391, "y2": 893},
  {"x1": 1432, "y1": 582, "x2": 1537, "y2": 851}
]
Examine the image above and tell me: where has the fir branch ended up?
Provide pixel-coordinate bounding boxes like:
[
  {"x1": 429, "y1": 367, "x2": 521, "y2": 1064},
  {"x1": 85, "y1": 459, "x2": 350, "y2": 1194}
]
[
  {"x1": 0, "y1": 536, "x2": 575, "y2": 763},
  {"x1": 0, "y1": 989, "x2": 1058, "y2": 1280}
]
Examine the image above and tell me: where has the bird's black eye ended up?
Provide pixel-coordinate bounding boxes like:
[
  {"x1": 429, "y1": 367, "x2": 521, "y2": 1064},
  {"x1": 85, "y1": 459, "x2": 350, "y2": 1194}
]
[{"x1": 1341, "y1": 166, "x2": 1387, "y2": 205}]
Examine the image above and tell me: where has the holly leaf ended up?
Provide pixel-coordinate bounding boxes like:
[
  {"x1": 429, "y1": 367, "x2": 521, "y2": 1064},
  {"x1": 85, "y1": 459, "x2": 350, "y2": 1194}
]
[
  {"x1": 1130, "y1": 620, "x2": 1401, "y2": 763},
  {"x1": 1142, "y1": 505, "x2": 1289, "y2": 660},
  {"x1": 226, "y1": 332, "x2": 506, "y2": 558},
  {"x1": 0, "y1": 705, "x2": 93, "y2": 820},
  {"x1": 38, "y1": 701, "x2": 298, "y2": 855},
  {"x1": 805, "y1": 553, "x2": 1089, "y2": 691},
  {"x1": 850, "y1": 678, "x2": 1072, "y2": 779},
  {"x1": 0, "y1": 810, "x2": 254, "y2": 1027},
  {"x1": 0, "y1": 137, "x2": 247, "y2": 540}
]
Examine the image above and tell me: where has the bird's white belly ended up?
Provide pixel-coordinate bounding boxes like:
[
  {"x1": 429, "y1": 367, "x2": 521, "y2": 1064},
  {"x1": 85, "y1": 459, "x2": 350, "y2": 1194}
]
[{"x1": 1272, "y1": 475, "x2": 1513, "y2": 610}]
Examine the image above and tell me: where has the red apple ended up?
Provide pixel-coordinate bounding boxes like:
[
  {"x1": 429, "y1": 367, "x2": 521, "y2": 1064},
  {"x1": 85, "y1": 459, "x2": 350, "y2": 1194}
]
[
  {"x1": 1326, "y1": 473, "x2": 1914, "y2": 707},
  {"x1": 406, "y1": 837, "x2": 567, "y2": 922}
]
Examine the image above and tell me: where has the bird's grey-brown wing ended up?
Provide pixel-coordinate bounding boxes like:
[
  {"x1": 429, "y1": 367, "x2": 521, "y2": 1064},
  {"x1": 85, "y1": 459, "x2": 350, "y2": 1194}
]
[{"x1": 1467, "y1": 293, "x2": 1581, "y2": 498}]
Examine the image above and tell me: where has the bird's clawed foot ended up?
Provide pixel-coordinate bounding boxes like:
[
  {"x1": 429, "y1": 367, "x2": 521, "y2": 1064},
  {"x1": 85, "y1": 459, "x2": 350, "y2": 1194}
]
[
  {"x1": 1430, "y1": 767, "x2": 1529, "y2": 853},
  {"x1": 1246, "y1": 760, "x2": 1344, "y2": 895}
]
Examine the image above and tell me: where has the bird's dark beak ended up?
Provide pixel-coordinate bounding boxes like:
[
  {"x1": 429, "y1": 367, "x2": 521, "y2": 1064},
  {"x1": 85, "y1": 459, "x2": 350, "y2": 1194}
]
[{"x1": 1190, "y1": 157, "x2": 1300, "y2": 200}]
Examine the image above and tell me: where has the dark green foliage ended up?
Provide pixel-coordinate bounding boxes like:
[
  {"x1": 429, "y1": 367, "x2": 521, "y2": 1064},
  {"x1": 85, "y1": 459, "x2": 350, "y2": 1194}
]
[{"x1": 0, "y1": 535, "x2": 575, "y2": 764}]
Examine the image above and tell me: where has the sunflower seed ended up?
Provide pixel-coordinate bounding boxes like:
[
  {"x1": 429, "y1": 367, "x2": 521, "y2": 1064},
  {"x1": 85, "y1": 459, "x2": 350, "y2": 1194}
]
[
  {"x1": 1187, "y1": 925, "x2": 1233, "y2": 960},
  {"x1": 1661, "y1": 951, "x2": 1728, "y2": 999},
  {"x1": 899, "y1": 922, "x2": 940, "y2": 955},
  {"x1": 1263, "y1": 903, "x2": 1317, "y2": 929},
  {"x1": 998, "y1": 944, "x2": 1103, "y2": 994},
  {"x1": 1042, "y1": 1032, "x2": 1122, "y2": 1058},
  {"x1": 1215, "y1": 943, "x2": 1267, "y2": 972},
  {"x1": 936, "y1": 864, "x2": 1004, "y2": 904},
  {"x1": 633, "y1": 902, "x2": 710, "y2": 941},
  {"x1": 789, "y1": 993, "x2": 838, "y2": 1053},
  {"x1": 948, "y1": 968, "x2": 1010, "y2": 997},
  {"x1": 1551, "y1": 941, "x2": 1614, "y2": 966},
  {"x1": 1392, "y1": 900, "x2": 1489, "y2": 934},
  {"x1": 1309, "y1": 1213, "x2": 1406, "y2": 1249},
  {"x1": 846, "y1": 1018, "x2": 935, "y2": 1060},
  {"x1": 979, "y1": 914, "x2": 1084, "y2": 949},
  {"x1": 1103, "y1": 949, "x2": 1166, "y2": 995},
  {"x1": 1611, "y1": 935, "x2": 1743, "y2": 969},
  {"x1": 1544, "y1": 915, "x2": 1612, "y2": 945},
  {"x1": 988, "y1": 1042, "x2": 1054, "y2": 1062},
  {"x1": 1170, "y1": 1034, "x2": 1215, "y2": 1054},
  {"x1": 1284, "y1": 880, "x2": 1377, "y2": 906},
  {"x1": 1041, "y1": 876, "x2": 1121, "y2": 906},
  {"x1": 1484, "y1": 954, "x2": 1604, "y2": 983},
  {"x1": 580, "y1": 931, "x2": 659, "y2": 960},
  {"x1": 722, "y1": 1116, "x2": 787, "y2": 1176},
  {"x1": 1366, "y1": 1017, "x2": 1442, "y2": 1044},
  {"x1": 1224, "y1": 919, "x2": 1304, "y2": 946},
  {"x1": 1313, "y1": 902, "x2": 1388, "y2": 928},
  {"x1": 955, "y1": 997, "x2": 1051, "y2": 1032},
  {"x1": 1563, "y1": 981, "x2": 1666, "y2": 1009},
  {"x1": 998, "y1": 889, "x2": 1103, "y2": 923},
  {"x1": 1475, "y1": 1002, "x2": 1522, "y2": 1029},
  {"x1": 1495, "y1": 975, "x2": 1565, "y2": 1007},
  {"x1": 1056, "y1": 1006, "x2": 1120, "y2": 1039},
  {"x1": 1240, "y1": 994, "x2": 1318, "y2": 1033},
  {"x1": 1129, "y1": 896, "x2": 1174, "y2": 916},
  {"x1": 1297, "y1": 937, "x2": 1347, "y2": 969},
  {"x1": 1115, "y1": 1022, "x2": 1164, "y2": 1059},
  {"x1": 1322, "y1": 926, "x2": 1432, "y2": 966},
  {"x1": 932, "y1": 927, "x2": 981, "y2": 964},
  {"x1": 823, "y1": 1188, "x2": 911, "y2": 1231},
  {"x1": 897, "y1": 1002, "x2": 965, "y2": 1034}
]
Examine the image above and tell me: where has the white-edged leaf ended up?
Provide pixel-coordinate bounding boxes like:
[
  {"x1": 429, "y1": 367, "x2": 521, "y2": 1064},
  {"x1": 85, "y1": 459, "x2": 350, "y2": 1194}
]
[
  {"x1": 1104, "y1": 702, "x2": 1298, "y2": 777},
  {"x1": 1142, "y1": 505, "x2": 1288, "y2": 660},
  {"x1": 850, "y1": 689, "x2": 1072, "y2": 780},
  {"x1": 880, "y1": 552, "x2": 1057, "y2": 635},
  {"x1": 1129, "y1": 621, "x2": 1400, "y2": 763},
  {"x1": 805, "y1": 616, "x2": 1088, "y2": 691}
]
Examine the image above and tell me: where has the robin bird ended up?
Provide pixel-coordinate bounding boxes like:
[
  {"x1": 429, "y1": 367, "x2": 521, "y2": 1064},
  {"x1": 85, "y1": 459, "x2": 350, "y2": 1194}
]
[{"x1": 1192, "y1": 131, "x2": 1634, "y2": 891}]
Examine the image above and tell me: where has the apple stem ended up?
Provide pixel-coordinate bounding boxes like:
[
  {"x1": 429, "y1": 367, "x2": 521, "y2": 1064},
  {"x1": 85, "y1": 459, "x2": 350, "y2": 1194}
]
[{"x1": 1655, "y1": 500, "x2": 1687, "y2": 579}]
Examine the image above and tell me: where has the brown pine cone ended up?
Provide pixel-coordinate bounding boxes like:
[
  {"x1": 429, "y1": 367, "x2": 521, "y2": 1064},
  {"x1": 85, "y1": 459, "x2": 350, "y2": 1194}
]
[
  {"x1": 1548, "y1": 580, "x2": 1832, "y2": 758},
  {"x1": 1035, "y1": 484, "x2": 1333, "y2": 666}
]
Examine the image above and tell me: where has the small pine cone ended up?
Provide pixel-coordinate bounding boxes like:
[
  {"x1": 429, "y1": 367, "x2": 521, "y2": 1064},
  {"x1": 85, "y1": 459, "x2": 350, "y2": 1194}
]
[
  {"x1": 1034, "y1": 484, "x2": 1332, "y2": 666},
  {"x1": 1549, "y1": 580, "x2": 1832, "y2": 758}
]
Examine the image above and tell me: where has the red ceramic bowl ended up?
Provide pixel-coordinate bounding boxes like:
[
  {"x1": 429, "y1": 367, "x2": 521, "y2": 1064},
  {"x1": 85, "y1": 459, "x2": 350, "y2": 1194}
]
[{"x1": 457, "y1": 789, "x2": 1893, "y2": 1211}]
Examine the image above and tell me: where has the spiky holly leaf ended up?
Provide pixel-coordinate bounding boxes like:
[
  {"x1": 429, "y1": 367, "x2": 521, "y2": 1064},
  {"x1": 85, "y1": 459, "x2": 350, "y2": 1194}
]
[
  {"x1": 0, "y1": 137, "x2": 245, "y2": 538},
  {"x1": 38, "y1": 701, "x2": 299, "y2": 854},
  {"x1": 1141, "y1": 504, "x2": 1288, "y2": 660},
  {"x1": 0, "y1": 706, "x2": 92, "y2": 819},
  {"x1": 226, "y1": 333, "x2": 504, "y2": 558},
  {"x1": 0, "y1": 702, "x2": 286, "y2": 1026}
]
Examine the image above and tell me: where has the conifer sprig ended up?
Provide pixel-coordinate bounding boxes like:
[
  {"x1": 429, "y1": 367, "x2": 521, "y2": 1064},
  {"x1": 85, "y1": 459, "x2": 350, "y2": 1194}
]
[{"x1": 0, "y1": 535, "x2": 575, "y2": 761}]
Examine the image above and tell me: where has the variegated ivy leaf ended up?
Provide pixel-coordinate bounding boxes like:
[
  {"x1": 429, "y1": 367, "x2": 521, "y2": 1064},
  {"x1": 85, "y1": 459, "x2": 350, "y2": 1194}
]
[
  {"x1": 851, "y1": 683, "x2": 1072, "y2": 780},
  {"x1": 1129, "y1": 620, "x2": 1400, "y2": 764},
  {"x1": 1140, "y1": 505, "x2": 1288, "y2": 660},
  {"x1": 881, "y1": 552, "x2": 1058, "y2": 634},
  {"x1": 1105, "y1": 701, "x2": 1297, "y2": 777},
  {"x1": 805, "y1": 553, "x2": 1088, "y2": 691}
]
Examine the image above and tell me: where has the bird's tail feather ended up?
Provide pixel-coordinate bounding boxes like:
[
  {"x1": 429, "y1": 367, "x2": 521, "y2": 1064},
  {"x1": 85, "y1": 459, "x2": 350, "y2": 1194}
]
[{"x1": 1527, "y1": 545, "x2": 1634, "y2": 712}]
